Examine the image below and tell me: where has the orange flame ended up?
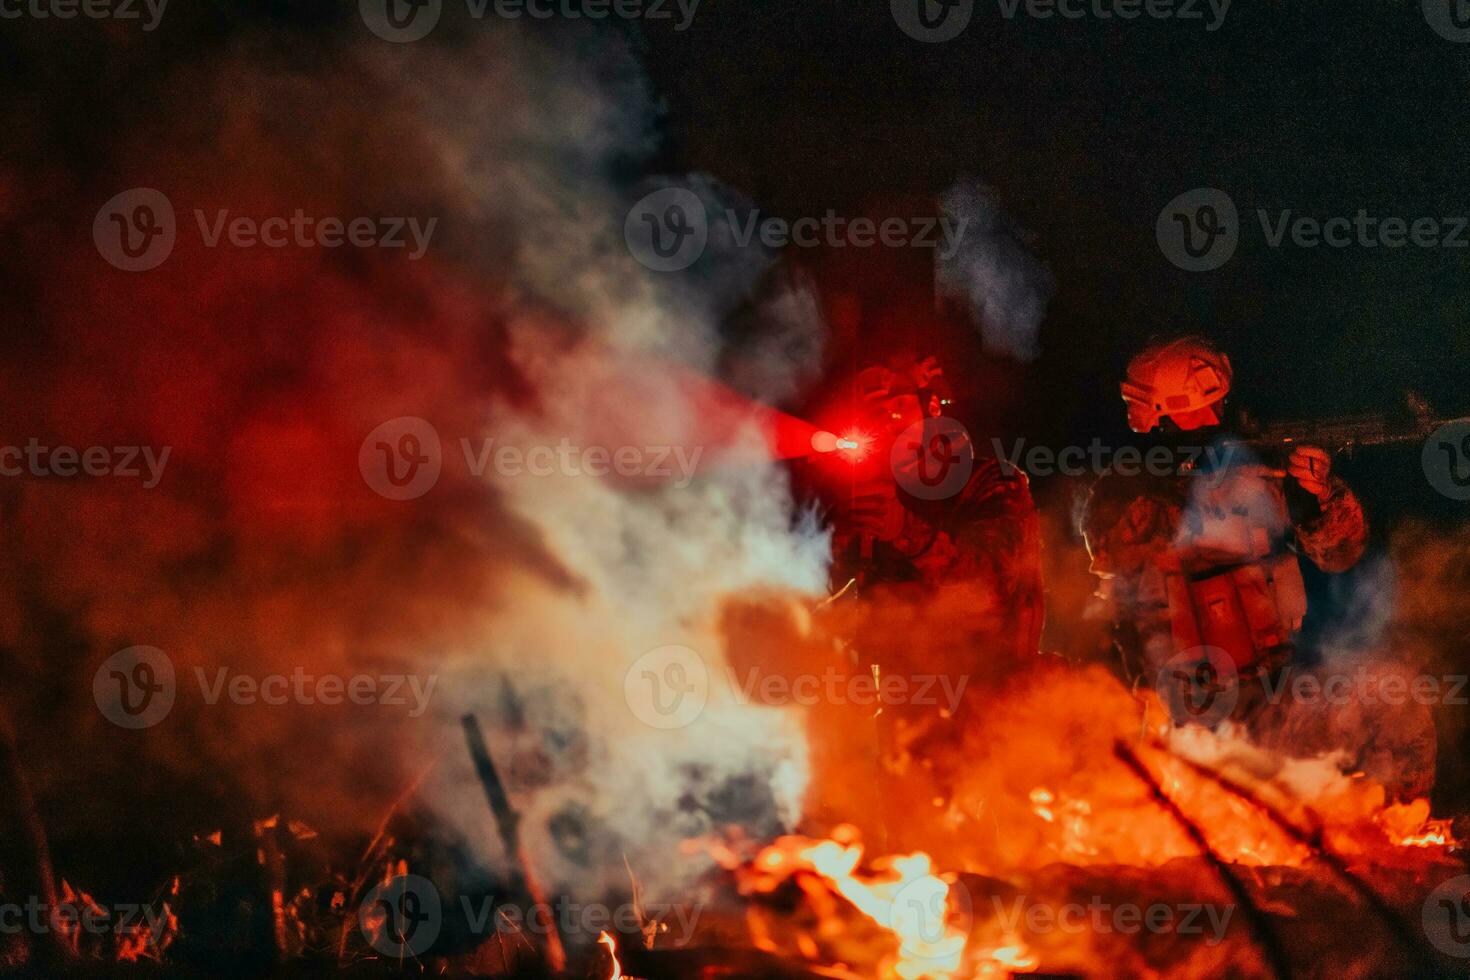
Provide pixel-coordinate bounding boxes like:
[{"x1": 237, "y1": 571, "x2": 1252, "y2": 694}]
[
  {"x1": 599, "y1": 931, "x2": 623, "y2": 980},
  {"x1": 736, "y1": 828, "x2": 1036, "y2": 979}
]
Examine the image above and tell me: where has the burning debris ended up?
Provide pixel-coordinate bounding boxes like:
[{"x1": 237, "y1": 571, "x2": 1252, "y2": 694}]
[{"x1": 2, "y1": 6, "x2": 1469, "y2": 980}]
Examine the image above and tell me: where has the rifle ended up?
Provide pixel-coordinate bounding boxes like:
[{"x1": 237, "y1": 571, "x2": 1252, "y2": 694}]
[{"x1": 1231, "y1": 395, "x2": 1470, "y2": 458}]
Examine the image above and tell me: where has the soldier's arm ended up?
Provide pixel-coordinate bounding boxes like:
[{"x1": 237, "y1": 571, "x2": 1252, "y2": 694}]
[
  {"x1": 1295, "y1": 475, "x2": 1368, "y2": 572},
  {"x1": 940, "y1": 460, "x2": 1045, "y2": 652}
]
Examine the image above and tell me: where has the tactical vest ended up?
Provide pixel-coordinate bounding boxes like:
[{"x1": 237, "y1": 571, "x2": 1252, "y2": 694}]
[{"x1": 1159, "y1": 464, "x2": 1308, "y2": 671}]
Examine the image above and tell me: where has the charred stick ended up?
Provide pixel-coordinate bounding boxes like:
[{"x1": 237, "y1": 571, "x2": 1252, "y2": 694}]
[
  {"x1": 1161, "y1": 746, "x2": 1438, "y2": 973},
  {"x1": 253, "y1": 818, "x2": 290, "y2": 964},
  {"x1": 462, "y1": 713, "x2": 567, "y2": 972},
  {"x1": 1113, "y1": 739, "x2": 1292, "y2": 980},
  {"x1": 0, "y1": 710, "x2": 68, "y2": 968}
]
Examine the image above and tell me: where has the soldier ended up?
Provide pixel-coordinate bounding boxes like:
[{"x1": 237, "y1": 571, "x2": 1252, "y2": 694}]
[
  {"x1": 1083, "y1": 336, "x2": 1366, "y2": 684},
  {"x1": 1082, "y1": 336, "x2": 1433, "y2": 798},
  {"x1": 785, "y1": 352, "x2": 1045, "y2": 850},
  {"x1": 825, "y1": 353, "x2": 1044, "y2": 663}
]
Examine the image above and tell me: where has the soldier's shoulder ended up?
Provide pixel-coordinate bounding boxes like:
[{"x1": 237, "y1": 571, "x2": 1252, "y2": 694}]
[{"x1": 1081, "y1": 468, "x2": 1180, "y2": 533}]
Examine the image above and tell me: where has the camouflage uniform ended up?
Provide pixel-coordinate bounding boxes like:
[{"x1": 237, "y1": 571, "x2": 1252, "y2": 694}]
[
  {"x1": 1082, "y1": 453, "x2": 1435, "y2": 799},
  {"x1": 831, "y1": 455, "x2": 1045, "y2": 663},
  {"x1": 1082, "y1": 457, "x2": 1367, "y2": 686}
]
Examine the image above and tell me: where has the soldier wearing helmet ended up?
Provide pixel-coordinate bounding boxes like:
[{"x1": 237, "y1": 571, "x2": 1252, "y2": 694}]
[
  {"x1": 1083, "y1": 336, "x2": 1368, "y2": 715},
  {"x1": 821, "y1": 353, "x2": 1045, "y2": 662},
  {"x1": 1082, "y1": 338, "x2": 1441, "y2": 799},
  {"x1": 788, "y1": 351, "x2": 1044, "y2": 847}
]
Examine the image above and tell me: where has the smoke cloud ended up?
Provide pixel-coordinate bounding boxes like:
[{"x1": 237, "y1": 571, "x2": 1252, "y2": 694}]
[
  {"x1": 0, "y1": 19, "x2": 829, "y2": 912},
  {"x1": 936, "y1": 181, "x2": 1053, "y2": 363}
]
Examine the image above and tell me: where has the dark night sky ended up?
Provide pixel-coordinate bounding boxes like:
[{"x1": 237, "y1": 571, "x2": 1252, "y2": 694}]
[
  {"x1": 634, "y1": 2, "x2": 1468, "y2": 387},
  {"x1": 7, "y1": 0, "x2": 1468, "y2": 453},
  {"x1": 631, "y1": 0, "x2": 1470, "y2": 527}
]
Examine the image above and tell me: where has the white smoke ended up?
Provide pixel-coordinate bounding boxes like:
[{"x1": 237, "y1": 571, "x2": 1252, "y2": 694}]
[
  {"x1": 936, "y1": 181, "x2": 1053, "y2": 362},
  {"x1": 386, "y1": 28, "x2": 832, "y2": 898}
]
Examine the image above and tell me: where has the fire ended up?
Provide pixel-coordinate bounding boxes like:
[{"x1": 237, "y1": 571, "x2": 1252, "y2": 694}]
[
  {"x1": 731, "y1": 828, "x2": 1036, "y2": 979},
  {"x1": 599, "y1": 931, "x2": 623, "y2": 980},
  {"x1": 1381, "y1": 798, "x2": 1456, "y2": 848},
  {"x1": 800, "y1": 839, "x2": 965, "y2": 979},
  {"x1": 702, "y1": 654, "x2": 1462, "y2": 977}
]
